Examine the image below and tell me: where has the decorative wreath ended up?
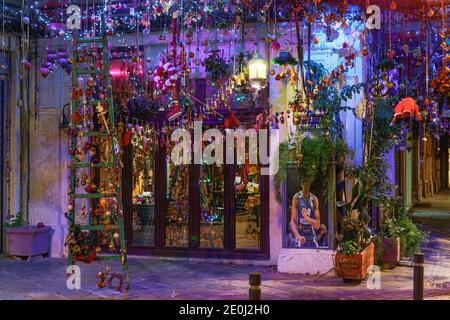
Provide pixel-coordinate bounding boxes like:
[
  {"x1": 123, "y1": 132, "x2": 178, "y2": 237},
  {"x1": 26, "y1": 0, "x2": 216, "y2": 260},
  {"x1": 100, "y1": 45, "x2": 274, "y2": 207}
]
[{"x1": 153, "y1": 55, "x2": 183, "y2": 94}]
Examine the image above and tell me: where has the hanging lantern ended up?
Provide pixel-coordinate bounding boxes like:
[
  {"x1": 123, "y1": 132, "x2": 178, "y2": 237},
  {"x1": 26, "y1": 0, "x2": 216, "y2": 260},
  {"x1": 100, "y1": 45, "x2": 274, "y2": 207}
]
[{"x1": 248, "y1": 50, "x2": 267, "y2": 90}]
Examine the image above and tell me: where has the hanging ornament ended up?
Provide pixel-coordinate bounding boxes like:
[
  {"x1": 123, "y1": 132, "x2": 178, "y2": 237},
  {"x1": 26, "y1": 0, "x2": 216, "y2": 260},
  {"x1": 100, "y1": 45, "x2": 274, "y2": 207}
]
[
  {"x1": 185, "y1": 29, "x2": 193, "y2": 38},
  {"x1": 389, "y1": 1, "x2": 397, "y2": 10},
  {"x1": 64, "y1": 63, "x2": 73, "y2": 74},
  {"x1": 39, "y1": 66, "x2": 50, "y2": 78},
  {"x1": 57, "y1": 49, "x2": 68, "y2": 59},
  {"x1": 47, "y1": 51, "x2": 58, "y2": 63},
  {"x1": 22, "y1": 59, "x2": 32, "y2": 70},
  {"x1": 387, "y1": 49, "x2": 395, "y2": 60},
  {"x1": 271, "y1": 41, "x2": 281, "y2": 51}
]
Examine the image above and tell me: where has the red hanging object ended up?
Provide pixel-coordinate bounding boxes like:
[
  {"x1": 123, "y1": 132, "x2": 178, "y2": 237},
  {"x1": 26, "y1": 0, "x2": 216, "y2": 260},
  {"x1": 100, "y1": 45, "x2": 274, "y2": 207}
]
[
  {"x1": 224, "y1": 111, "x2": 240, "y2": 129},
  {"x1": 122, "y1": 130, "x2": 133, "y2": 146},
  {"x1": 167, "y1": 102, "x2": 182, "y2": 122},
  {"x1": 165, "y1": 12, "x2": 183, "y2": 122},
  {"x1": 392, "y1": 97, "x2": 423, "y2": 123}
]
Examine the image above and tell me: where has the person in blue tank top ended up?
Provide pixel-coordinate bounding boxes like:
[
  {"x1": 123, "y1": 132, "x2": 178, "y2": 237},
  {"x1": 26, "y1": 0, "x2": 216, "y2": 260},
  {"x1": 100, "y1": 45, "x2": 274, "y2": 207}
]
[{"x1": 289, "y1": 182, "x2": 321, "y2": 248}]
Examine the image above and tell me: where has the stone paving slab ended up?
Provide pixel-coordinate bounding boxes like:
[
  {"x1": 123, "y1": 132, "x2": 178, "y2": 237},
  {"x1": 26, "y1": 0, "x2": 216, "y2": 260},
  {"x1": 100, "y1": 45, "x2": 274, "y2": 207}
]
[
  {"x1": 1, "y1": 213, "x2": 449, "y2": 300},
  {"x1": 0, "y1": 254, "x2": 448, "y2": 300},
  {"x1": 0, "y1": 253, "x2": 448, "y2": 300}
]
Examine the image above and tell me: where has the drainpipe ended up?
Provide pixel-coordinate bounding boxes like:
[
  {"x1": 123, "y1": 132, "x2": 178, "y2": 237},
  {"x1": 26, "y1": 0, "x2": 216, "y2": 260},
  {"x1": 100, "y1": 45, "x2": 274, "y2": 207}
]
[{"x1": 19, "y1": 35, "x2": 29, "y2": 224}]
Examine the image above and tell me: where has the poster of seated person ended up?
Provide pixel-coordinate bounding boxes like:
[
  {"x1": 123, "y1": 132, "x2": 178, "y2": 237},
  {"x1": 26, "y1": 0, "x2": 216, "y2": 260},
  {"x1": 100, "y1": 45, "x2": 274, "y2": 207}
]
[{"x1": 284, "y1": 167, "x2": 329, "y2": 248}]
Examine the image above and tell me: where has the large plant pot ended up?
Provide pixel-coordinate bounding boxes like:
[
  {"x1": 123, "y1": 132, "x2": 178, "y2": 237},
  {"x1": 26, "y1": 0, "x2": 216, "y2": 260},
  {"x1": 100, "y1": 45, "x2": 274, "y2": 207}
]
[
  {"x1": 6, "y1": 226, "x2": 52, "y2": 257},
  {"x1": 380, "y1": 237, "x2": 400, "y2": 269},
  {"x1": 335, "y1": 242, "x2": 374, "y2": 282}
]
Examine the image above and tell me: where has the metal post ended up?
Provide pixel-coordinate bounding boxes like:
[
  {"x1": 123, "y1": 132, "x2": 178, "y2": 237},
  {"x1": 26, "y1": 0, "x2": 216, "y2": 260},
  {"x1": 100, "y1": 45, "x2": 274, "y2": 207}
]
[
  {"x1": 328, "y1": 159, "x2": 337, "y2": 250},
  {"x1": 249, "y1": 272, "x2": 261, "y2": 300},
  {"x1": 413, "y1": 253, "x2": 424, "y2": 300}
]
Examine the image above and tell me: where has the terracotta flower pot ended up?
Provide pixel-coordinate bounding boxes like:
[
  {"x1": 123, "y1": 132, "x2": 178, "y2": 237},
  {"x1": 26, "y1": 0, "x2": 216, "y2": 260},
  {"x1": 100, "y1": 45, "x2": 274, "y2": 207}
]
[
  {"x1": 335, "y1": 242, "x2": 375, "y2": 282},
  {"x1": 380, "y1": 237, "x2": 400, "y2": 269}
]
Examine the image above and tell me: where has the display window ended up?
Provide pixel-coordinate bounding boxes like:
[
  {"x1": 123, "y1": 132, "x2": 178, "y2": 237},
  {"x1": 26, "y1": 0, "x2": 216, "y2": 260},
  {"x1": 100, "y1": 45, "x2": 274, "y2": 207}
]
[
  {"x1": 165, "y1": 160, "x2": 190, "y2": 248},
  {"x1": 199, "y1": 163, "x2": 225, "y2": 248},
  {"x1": 235, "y1": 163, "x2": 261, "y2": 249},
  {"x1": 123, "y1": 112, "x2": 269, "y2": 259}
]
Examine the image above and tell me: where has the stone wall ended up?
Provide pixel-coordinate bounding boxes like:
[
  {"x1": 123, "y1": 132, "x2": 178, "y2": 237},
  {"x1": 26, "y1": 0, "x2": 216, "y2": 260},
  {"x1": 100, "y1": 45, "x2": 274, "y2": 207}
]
[{"x1": 28, "y1": 107, "x2": 69, "y2": 257}]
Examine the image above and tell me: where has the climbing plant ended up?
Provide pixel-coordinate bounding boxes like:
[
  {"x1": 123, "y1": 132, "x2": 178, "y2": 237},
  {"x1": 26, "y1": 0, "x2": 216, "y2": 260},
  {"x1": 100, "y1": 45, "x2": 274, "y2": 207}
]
[{"x1": 274, "y1": 61, "x2": 362, "y2": 202}]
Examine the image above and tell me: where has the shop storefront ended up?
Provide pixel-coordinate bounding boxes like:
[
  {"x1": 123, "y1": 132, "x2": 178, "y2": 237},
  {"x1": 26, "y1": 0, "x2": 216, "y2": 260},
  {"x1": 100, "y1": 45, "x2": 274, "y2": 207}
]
[{"x1": 121, "y1": 110, "x2": 270, "y2": 259}]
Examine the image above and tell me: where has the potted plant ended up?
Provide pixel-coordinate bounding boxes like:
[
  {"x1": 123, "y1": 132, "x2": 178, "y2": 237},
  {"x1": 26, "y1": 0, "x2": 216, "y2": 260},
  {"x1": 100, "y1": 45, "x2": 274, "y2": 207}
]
[
  {"x1": 5, "y1": 212, "x2": 52, "y2": 258},
  {"x1": 396, "y1": 207, "x2": 427, "y2": 260},
  {"x1": 373, "y1": 196, "x2": 402, "y2": 269},
  {"x1": 335, "y1": 181, "x2": 374, "y2": 283}
]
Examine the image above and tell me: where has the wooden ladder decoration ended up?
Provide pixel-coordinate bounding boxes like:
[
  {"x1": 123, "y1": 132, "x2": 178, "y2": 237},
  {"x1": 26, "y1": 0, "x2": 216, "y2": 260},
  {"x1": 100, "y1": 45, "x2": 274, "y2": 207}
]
[{"x1": 67, "y1": 15, "x2": 128, "y2": 295}]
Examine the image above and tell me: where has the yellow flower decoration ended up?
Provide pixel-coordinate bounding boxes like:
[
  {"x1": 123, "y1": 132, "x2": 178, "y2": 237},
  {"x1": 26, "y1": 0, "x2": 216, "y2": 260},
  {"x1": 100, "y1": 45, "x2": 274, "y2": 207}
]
[{"x1": 72, "y1": 245, "x2": 81, "y2": 254}]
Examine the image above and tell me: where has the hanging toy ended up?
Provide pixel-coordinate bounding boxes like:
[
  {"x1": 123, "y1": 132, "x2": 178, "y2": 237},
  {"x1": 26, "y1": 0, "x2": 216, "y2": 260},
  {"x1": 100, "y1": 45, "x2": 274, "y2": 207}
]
[{"x1": 392, "y1": 97, "x2": 423, "y2": 124}]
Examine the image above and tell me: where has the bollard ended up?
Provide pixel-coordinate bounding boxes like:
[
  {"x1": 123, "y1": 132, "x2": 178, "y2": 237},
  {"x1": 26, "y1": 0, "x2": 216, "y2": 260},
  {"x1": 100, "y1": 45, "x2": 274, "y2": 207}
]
[
  {"x1": 413, "y1": 253, "x2": 424, "y2": 300},
  {"x1": 249, "y1": 272, "x2": 261, "y2": 300}
]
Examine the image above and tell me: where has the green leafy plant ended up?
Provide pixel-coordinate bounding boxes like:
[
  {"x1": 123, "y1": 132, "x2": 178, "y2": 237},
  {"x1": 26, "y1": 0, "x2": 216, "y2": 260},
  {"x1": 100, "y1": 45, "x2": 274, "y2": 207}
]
[
  {"x1": 274, "y1": 135, "x2": 347, "y2": 203},
  {"x1": 375, "y1": 196, "x2": 427, "y2": 260},
  {"x1": 365, "y1": 96, "x2": 402, "y2": 158},
  {"x1": 379, "y1": 196, "x2": 403, "y2": 239},
  {"x1": 337, "y1": 181, "x2": 372, "y2": 254},
  {"x1": 397, "y1": 209, "x2": 428, "y2": 258},
  {"x1": 346, "y1": 157, "x2": 395, "y2": 206},
  {"x1": 273, "y1": 141, "x2": 297, "y2": 203},
  {"x1": 204, "y1": 50, "x2": 229, "y2": 83},
  {"x1": 4, "y1": 212, "x2": 26, "y2": 229},
  {"x1": 297, "y1": 135, "x2": 347, "y2": 186}
]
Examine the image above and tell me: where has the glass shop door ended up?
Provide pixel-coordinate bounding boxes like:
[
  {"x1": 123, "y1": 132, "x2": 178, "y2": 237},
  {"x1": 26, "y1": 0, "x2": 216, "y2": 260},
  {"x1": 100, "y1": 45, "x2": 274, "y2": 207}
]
[{"x1": 126, "y1": 123, "x2": 158, "y2": 248}]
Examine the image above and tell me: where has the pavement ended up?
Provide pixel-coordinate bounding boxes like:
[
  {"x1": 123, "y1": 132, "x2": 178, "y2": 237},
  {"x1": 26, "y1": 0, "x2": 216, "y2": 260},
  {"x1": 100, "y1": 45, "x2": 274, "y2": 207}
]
[{"x1": 0, "y1": 192, "x2": 449, "y2": 300}]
